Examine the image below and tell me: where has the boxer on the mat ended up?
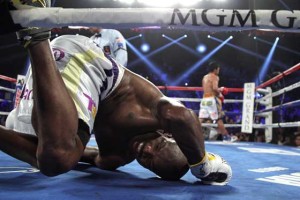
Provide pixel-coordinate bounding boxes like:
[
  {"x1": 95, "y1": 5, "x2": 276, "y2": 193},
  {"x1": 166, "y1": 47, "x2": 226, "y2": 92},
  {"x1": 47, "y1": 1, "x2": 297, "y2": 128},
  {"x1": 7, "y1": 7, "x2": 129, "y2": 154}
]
[{"x1": 0, "y1": 0, "x2": 231, "y2": 185}]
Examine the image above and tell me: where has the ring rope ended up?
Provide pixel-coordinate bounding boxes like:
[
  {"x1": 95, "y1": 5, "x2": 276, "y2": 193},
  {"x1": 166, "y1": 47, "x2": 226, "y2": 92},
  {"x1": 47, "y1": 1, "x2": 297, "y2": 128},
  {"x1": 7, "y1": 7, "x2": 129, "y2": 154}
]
[
  {"x1": 0, "y1": 111, "x2": 10, "y2": 116},
  {"x1": 172, "y1": 97, "x2": 243, "y2": 103},
  {"x1": 256, "y1": 63, "x2": 300, "y2": 89},
  {"x1": 202, "y1": 123, "x2": 242, "y2": 128},
  {"x1": 256, "y1": 81, "x2": 300, "y2": 103},
  {"x1": 254, "y1": 122, "x2": 300, "y2": 128},
  {"x1": 9, "y1": 8, "x2": 300, "y2": 32},
  {"x1": 255, "y1": 99, "x2": 300, "y2": 114},
  {"x1": 192, "y1": 110, "x2": 241, "y2": 115},
  {"x1": 194, "y1": 110, "x2": 242, "y2": 115},
  {"x1": 0, "y1": 86, "x2": 15, "y2": 93},
  {"x1": 157, "y1": 86, "x2": 244, "y2": 93},
  {"x1": 0, "y1": 99, "x2": 12, "y2": 103},
  {"x1": 202, "y1": 121, "x2": 300, "y2": 129},
  {"x1": 158, "y1": 86, "x2": 203, "y2": 91},
  {"x1": 0, "y1": 75, "x2": 17, "y2": 83}
]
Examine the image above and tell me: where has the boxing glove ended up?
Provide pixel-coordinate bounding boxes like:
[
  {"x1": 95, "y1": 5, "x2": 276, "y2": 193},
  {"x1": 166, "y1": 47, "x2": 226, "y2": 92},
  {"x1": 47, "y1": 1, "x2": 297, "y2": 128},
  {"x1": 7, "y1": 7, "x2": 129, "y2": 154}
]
[
  {"x1": 219, "y1": 87, "x2": 229, "y2": 95},
  {"x1": 190, "y1": 152, "x2": 232, "y2": 186},
  {"x1": 9, "y1": 0, "x2": 52, "y2": 48},
  {"x1": 218, "y1": 93, "x2": 224, "y2": 104}
]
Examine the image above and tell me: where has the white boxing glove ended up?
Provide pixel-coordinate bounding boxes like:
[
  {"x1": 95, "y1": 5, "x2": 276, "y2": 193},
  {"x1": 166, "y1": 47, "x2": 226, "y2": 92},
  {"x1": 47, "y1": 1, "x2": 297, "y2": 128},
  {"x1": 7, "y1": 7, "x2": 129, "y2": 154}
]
[{"x1": 190, "y1": 152, "x2": 232, "y2": 186}]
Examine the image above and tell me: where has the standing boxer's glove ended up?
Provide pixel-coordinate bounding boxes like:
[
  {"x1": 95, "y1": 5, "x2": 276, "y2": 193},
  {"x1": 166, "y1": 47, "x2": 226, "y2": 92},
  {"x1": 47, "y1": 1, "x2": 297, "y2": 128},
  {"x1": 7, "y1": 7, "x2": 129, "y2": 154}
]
[
  {"x1": 219, "y1": 87, "x2": 229, "y2": 95},
  {"x1": 9, "y1": 0, "x2": 52, "y2": 48},
  {"x1": 190, "y1": 152, "x2": 232, "y2": 186}
]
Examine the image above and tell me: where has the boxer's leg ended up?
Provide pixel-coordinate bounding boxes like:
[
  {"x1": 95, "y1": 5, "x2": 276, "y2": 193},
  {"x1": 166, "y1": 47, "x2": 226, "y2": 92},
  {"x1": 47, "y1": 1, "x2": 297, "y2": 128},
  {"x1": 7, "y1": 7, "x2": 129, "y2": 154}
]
[
  {"x1": 29, "y1": 40, "x2": 84, "y2": 176},
  {"x1": 0, "y1": 126, "x2": 38, "y2": 167}
]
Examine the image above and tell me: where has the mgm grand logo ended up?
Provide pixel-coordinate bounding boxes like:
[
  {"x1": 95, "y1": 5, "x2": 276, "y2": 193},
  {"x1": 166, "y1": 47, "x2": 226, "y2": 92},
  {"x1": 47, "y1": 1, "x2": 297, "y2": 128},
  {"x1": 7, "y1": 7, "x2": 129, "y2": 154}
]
[{"x1": 169, "y1": 9, "x2": 299, "y2": 29}]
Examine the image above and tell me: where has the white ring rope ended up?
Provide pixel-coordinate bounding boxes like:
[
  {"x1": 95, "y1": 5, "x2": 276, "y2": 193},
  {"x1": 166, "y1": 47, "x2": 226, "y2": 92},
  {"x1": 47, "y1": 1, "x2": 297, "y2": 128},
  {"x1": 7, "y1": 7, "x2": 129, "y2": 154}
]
[
  {"x1": 0, "y1": 86, "x2": 15, "y2": 93},
  {"x1": 10, "y1": 8, "x2": 300, "y2": 32},
  {"x1": 202, "y1": 121, "x2": 300, "y2": 129},
  {"x1": 172, "y1": 97, "x2": 202, "y2": 102},
  {"x1": 255, "y1": 99, "x2": 300, "y2": 114},
  {"x1": 173, "y1": 97, "x2": 243, "y2": 103},
  {"x1": 256, "y1": 81, "x2": 300, "y2": 103},
  {"x1": 177, "y1": 95, "x2": 300, "y2": 115},
  {"x1": 0, "y1": 111, "x2": 10, "y2": 116},
  {"x1": 203, "y1": 123, "x2": 242, "y2": 128},
  {"x1": 254, "y1": 121, "x2": 300, "y2": 128},
  {"x1": 0, "y1": 99, "x2": 12, "y2": 103}
]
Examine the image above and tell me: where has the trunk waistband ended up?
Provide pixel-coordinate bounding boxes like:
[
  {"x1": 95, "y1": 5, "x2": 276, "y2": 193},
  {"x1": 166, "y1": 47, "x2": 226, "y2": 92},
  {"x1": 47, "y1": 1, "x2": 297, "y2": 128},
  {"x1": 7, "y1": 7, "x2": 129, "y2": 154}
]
[{"x1": 203, "y1": 93, "x2": 215, "y2": 98}]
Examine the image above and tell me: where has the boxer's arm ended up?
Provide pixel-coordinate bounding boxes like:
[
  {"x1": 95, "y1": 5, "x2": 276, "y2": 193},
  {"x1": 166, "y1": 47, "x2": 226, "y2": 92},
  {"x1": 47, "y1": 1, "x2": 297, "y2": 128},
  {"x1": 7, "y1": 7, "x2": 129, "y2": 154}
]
[
  {"x1": 156, "y1": 99, "x2": 232, "y2": 185},
  {"x1": 212, "y1": 76, "x2": 220, "y2": 96},
  {"x1": 79, "y1": 146, "x2": 99, "y2": 165},
  {"x1": 156, "y1": 97, "x2": 205, "y2": 165},
  {"x1": 80, "y1": 146, "x2": 126, "y2": 170}
]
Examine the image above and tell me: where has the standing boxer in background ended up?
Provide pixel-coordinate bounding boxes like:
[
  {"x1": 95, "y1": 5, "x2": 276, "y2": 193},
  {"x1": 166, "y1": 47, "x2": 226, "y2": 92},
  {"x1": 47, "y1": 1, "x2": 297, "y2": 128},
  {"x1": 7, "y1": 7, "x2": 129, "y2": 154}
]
[{"x1": 199, "y1": 61, "x2": 235, "y2": 142}]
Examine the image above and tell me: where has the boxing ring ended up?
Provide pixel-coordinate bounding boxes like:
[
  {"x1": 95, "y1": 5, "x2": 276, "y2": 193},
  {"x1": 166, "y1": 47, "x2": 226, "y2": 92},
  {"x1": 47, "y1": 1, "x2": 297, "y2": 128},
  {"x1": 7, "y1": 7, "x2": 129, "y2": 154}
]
[
  {"x1": 0, "y1": 139, "x2": 299, "y2": 199},
  {"x1": 1, "y1": 5, "x2": 300, "y2": 200},
  {"x1": 0, "y1": 62, "x2": 299, "y2": 199}
]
